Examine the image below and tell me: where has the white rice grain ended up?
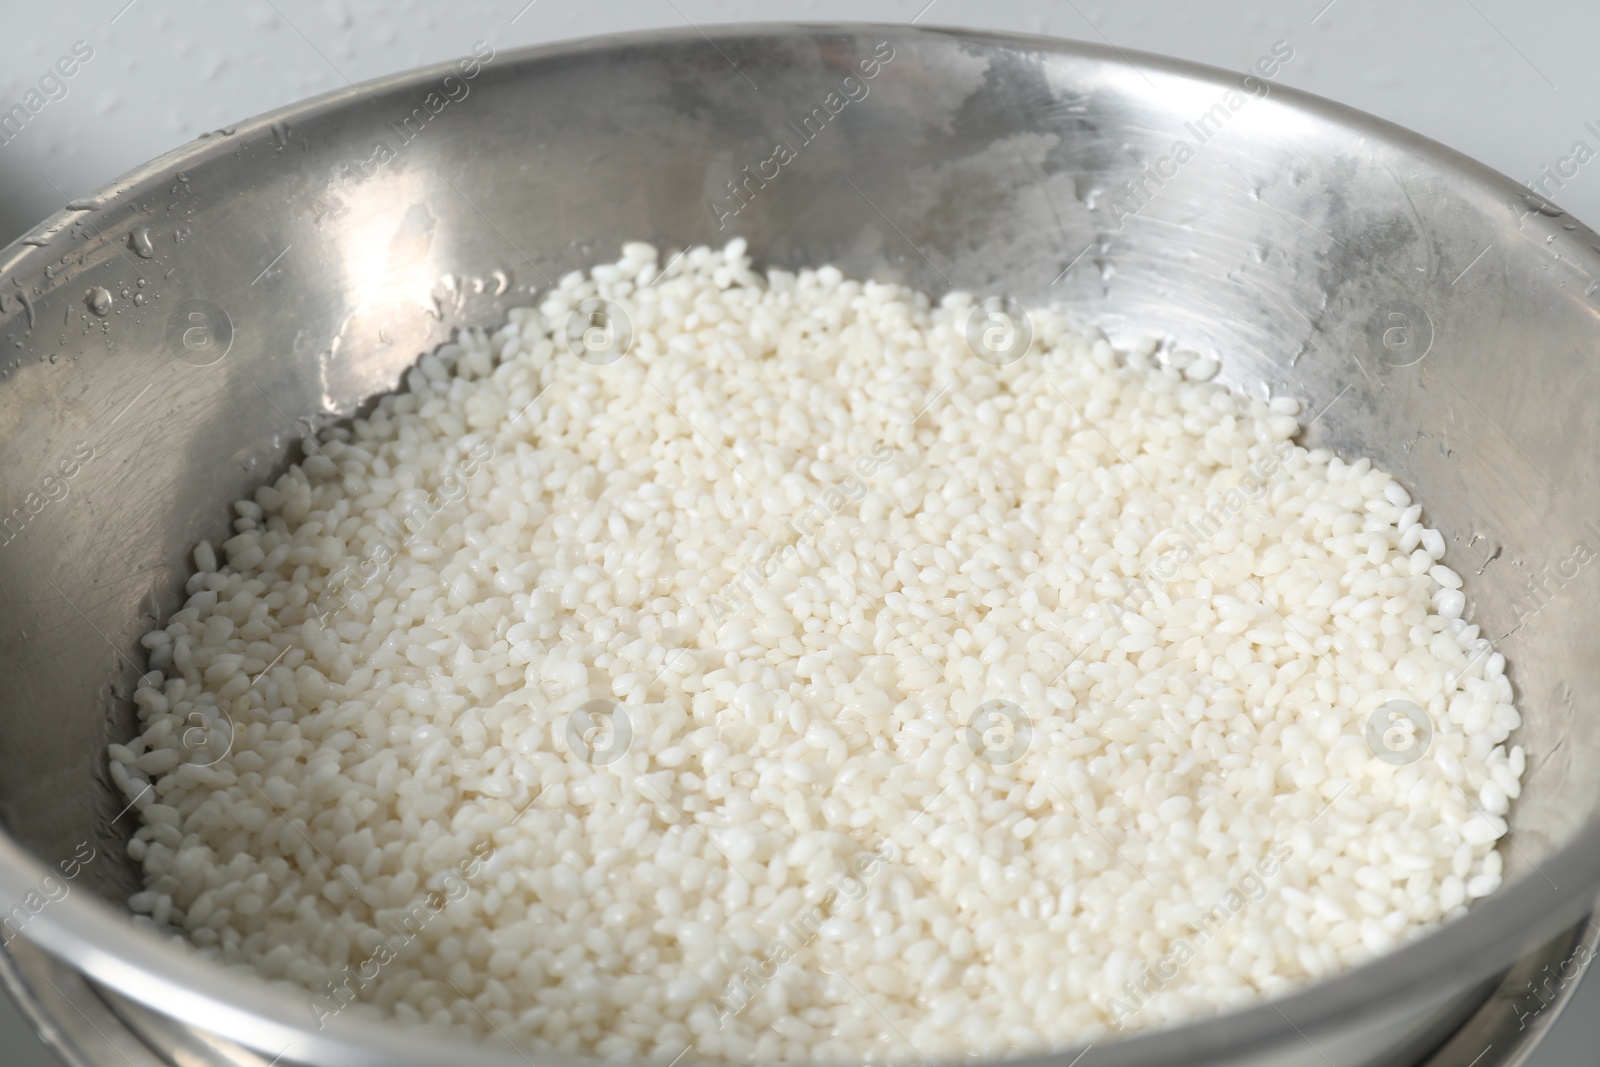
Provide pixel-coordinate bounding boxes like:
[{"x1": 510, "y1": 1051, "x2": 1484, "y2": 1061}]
[{"x1": 114, "y1": 241, "x2": 1521, "y2": 1063}]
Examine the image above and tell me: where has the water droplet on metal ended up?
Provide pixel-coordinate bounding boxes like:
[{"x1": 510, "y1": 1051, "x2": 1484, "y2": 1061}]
[
  {"x1": 270, "y1": 121, "x2": 290, "y2": 149},
  {"x1": 129, "y1": 224, "x2": 154, "y2": 258},
  {"x1": 85, "y1": 287, "x2": 113, "y2": 317},
  {"x1": 133, "y1": 292, "x2": 146, "y2": 306},
  {"x1": 137, "y1": 277, "x2": 147, "y2": 288},
  {"x1": 176, "y1": 171, "x2": 189, "y2": 183}
]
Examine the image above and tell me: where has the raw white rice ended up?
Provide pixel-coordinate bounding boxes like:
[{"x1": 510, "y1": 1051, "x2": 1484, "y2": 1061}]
[{"x1": 110, "y1": 240, "x2": 1521, "y2": 1064}]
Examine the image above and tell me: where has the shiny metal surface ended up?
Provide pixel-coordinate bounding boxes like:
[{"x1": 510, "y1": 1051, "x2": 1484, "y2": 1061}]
[
  {"x1": 0, "y1": 22, "x2": 1598, "y2": 1067},
  {"x1": 4, "y1": 916, "x2": 1595, "y2": 1067}
]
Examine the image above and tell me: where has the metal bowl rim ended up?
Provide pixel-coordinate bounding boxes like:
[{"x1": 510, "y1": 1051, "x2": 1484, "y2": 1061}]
[{"x1": 0, "y1": 21, "x2": 1593, "y2": 1067}]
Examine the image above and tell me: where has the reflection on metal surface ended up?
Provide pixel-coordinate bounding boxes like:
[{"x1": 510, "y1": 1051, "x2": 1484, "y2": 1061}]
[{"x1": 3, "y1": 912, "x2": 1592, "y2": 1067}]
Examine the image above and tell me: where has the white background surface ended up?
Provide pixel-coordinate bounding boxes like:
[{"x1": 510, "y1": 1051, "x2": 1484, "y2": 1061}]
[{"x1": 4, "y1": 1, "x2": 1599, "y2": 1064}]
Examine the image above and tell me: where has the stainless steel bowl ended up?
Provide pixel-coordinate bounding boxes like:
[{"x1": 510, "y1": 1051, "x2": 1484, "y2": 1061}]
[{"x1": 1, "y1": 22, "x2": 1598, "y2": 1067}]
